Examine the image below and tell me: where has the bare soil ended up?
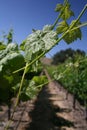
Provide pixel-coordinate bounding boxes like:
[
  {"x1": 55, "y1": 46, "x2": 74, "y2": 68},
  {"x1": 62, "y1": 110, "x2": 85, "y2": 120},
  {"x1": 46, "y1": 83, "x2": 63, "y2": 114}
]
[{"x1": 0, "y1": 80, "x2": 87, "y2": 130}]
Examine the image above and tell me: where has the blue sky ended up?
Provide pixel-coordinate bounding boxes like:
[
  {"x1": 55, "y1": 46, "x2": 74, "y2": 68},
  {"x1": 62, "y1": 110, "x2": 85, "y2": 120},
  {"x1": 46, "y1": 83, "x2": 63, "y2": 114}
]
[{"x1": 0, "y1": 0, "x2": 87, "y2": 57}]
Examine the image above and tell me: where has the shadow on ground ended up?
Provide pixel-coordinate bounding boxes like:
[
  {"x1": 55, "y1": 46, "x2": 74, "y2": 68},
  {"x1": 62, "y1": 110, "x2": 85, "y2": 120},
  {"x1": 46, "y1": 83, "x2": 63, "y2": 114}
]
[{"x1": 25, "y1": 86, "x2": 74, "y2": 130}]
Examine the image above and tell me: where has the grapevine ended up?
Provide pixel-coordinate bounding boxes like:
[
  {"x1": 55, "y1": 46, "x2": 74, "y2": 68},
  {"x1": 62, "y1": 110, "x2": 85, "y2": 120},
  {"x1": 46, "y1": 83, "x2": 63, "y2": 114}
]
[{"x1": 0, "y1": 0, "x2": 86, "y2": 129}]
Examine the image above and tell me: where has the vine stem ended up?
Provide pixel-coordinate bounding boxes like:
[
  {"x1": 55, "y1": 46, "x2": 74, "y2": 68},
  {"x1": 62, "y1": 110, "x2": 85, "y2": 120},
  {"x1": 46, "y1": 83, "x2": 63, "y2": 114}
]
[
  {"x1": 52, "y1": 14, "x2": 61, "y2": 29},
  {"x1": 52, "y1": 2, "x2": 65, "y2": 28},
  {"x1": 52, "y1": 0, "x2": 69, "y2": 29},
  {"x1": 53, "y1": 3, "x2": 87, "y2": 29},
  {"x1": 4, "y1": 63, "x2": 28, "y2": 130},
  {"x1": 71, "y1": 22, "x2": 87, "y2": 31},
  {"x1": 15, "y1": 63, "x2": 28, "y2": 107},
  {"x1": 76, "y1": 4, "x2": 87, "y2": 22},
  {"x1": 13, "y1": 51, "x2": 45, "y2": 74},
  {"x1": 70, "y1": 4, "x2": 87, "y2": 29}
]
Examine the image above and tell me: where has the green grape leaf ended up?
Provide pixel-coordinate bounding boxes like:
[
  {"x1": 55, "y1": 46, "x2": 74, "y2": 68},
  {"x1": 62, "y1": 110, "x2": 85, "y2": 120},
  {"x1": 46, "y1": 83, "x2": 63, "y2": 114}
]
[
  {"x1": 55, "y1": 4, "x2": 63, "y2": 12},
  {"x1": 0, "y1": 43, "x2": 18, "y2": 60},
  {"x1": 0, "y1": 42, "x2": 6, "y2": 50},
  {"x1": 55, "y1": 2, "x2": 74, "y2": 20},
  {"x1": 0, "y1": 43, "x2": 24, "y2": 73},
  {"x1": 42, "y1": 30, "x2": 58, "y2": 50},
  {"x1": 20, "y1": 76, "x2": 48, "y2": 101},
  {"x1": 32, "y1": 75, "x2": 48, "y2": 85},
  {"x1": 20, "y1": 40, "x2": 26, "y2": 51},
  {"x1": 43, "y1": 25, "x2": 53, "y2": 32},
  {"x1": 56, "y1": 21, "x2": 69, "y2": 34},
  {"x1": 3, "y1": 75, "x2": 14, "y2": 84},
  {"x1": 6, "y1": 43, "x2": 18, "y2": 53},
  {"x1": 24, "y1": 25, "x2": 58, "y2": 63},
  {"x1": 63, "y1": 20, "x2": 82, "y2": 44},
  {"x1": 24, "y1": 30, "x2": 44, "y2": 63},
  {"x1": 20, "y1": 80, "x2": 38, "y2": 101},
  {"x1": 0, "y1": 43, "x2": 25, "y2": 103},
  {"x1": 0, "y1": 53, "x2": 24, "y2": 73}
]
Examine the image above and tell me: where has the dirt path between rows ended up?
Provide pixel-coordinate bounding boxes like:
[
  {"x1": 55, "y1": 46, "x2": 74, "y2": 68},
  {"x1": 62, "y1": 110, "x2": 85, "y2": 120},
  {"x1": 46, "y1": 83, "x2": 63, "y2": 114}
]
[{"x1": 0, "y1": 70, "x2": 87, "y2": 130}]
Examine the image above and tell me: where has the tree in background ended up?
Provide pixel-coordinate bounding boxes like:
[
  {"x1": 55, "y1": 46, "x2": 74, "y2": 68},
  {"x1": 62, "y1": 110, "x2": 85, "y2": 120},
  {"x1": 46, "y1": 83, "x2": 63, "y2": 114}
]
[{"x1": 52, "y1": 48, "x2": 85, "y2": 65}]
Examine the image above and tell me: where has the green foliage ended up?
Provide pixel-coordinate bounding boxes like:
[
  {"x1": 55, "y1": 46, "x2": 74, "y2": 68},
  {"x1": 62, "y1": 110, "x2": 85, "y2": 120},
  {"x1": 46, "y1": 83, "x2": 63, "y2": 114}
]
[
  {"x1": 0, "y1": 1, "x2": 87, "y2": 129},
  {"x1": 0, "y1": 0, "x2": 86, "y2": 115},
  {"x1": 0, "y1": 43, "x2": 24, "y2": 73},
  {"x1": 6, "y1": 29, "x2": 13, "y2": 44},
  {"x1": 46, "y1": 65, "x2": 57, "y2": 78},
  {"x1": 21, "y1": 25, "x2": 58, "y2": 63},
  {"x1": 52, "y1": 48, "x2": 85, "y2": 65},
  {"x1": 0, "y1": 43, "x2": 18, "y2": 60},
  {"x1": 32, "y1": 75, "x2": 48, "y2": 85},
  {"x1": 19, "y1": 25, "x2": 58, "y2": 72},
  {"x1": 56, "y1": 20, "x2": 82, "y2": 44},
  {"x1": 53, "y1": 55, "x2": 87, "y2": 105},
  {"x1": 20, "y1": 76, "x2": 48, "y2": 101},
  {"x1": 0, "y1": 42, "x2": 6, "y2": 50},
  {"x1": 63, "y1": 20, "x2": 82, "y2": 44},
  {"x1": 56, "y1": 21, "x2": 68, "y2": 34},
  {"x1": 54, "y1": 0, "x2": 83, "y2": 44},
  {"x1": 55, "y1": 2, "x2": 74, "y2": 20},
  {"x1": 0, "y1": 43, "x2": 24, "y2": 102}
]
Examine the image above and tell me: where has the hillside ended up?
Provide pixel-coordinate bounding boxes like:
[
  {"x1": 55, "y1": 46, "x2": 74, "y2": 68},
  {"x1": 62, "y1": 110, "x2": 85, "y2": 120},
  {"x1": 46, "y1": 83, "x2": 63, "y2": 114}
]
[{"x1": 40, "y1": 57, "x2": 52, "y2": 65}]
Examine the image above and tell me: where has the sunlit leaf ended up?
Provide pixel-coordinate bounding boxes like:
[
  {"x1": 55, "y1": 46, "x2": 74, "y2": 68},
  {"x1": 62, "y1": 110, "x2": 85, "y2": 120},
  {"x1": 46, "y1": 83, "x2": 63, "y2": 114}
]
[
  {"x1": 0, "y1": 42, "x2": 6, "y2": 50},
  {"x1": 63, "y1": 20, "x2": 82, "y2": 44},
  {"x1": 55, "y1": 2, "x2": 74, "y2": 20},
  {"x1": 56, "y1": 21, "x2": 69, "y2": 34},
  {"x1": 20, "y1": 75, "x2": 48, "y2": 100},
  {"x1": 23, "y1": 25, "x2": 58, "y2": 64},
  {"x1": 55, "y1": 4, "x2": 63, "y2": 12}
]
